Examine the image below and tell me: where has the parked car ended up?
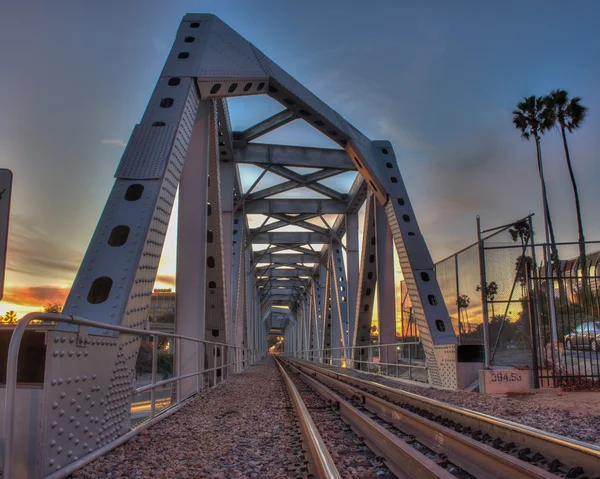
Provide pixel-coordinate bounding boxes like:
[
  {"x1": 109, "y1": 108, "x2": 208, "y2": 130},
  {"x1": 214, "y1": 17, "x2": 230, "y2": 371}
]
[{"x1": 564, "y1": 322, "x2": 600, "y2": 351}]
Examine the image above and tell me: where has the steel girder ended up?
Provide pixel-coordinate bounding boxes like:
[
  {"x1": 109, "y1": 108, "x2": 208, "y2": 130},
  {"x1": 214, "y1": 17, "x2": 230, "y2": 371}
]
[
  {"x1": 251, "y1": 232, "x2": 330, "y2": 244},
  {"x1": 234, "y1": 143, "x2": 355, "y2": 170},
  {"x1": 28, "y1": 13, "x2": 461, "y2": 478},
  {"x1": 375, "y1": 201, "x2": 397, "y2": 367},
  {"x1": 254, "y1": 253, "x2": 320, "y2": 263},
  {"x1": 234, "y1": 109, "x2": 297, "y2": 144},
  {"x1": 245, "y1": 199, "x2": 348, "y2": 214},
  {"x1": 330, "y1": 240, "x2": 350, "y2": 362},
  {"x1": 353, "y1": 193, "x2": 377, "y2": 367}
]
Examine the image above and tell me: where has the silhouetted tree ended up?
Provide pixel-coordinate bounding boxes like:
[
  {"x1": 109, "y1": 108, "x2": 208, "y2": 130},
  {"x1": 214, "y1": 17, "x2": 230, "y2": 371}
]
[
  {"x1": 2, "y1": 310, "x2": 18, "y2": 324},
  {"x1": 544, "y1": 90, "x2": 589, "y2": 297},
  {"x1": 477, "y1": 281, "x2": 498, "y2": 318},
  {"x1": 509, "y1": 220, "x2": 531, "y2": 246},
  {"x1": 43, "y1": 302, "x2": 63, "y2": 314},
  {"x1": 456, "y1": 294, "x2": 471, "y2": 334},
  {"x1": 512, "y1": 96, "x2": 559, "y2": 267}
]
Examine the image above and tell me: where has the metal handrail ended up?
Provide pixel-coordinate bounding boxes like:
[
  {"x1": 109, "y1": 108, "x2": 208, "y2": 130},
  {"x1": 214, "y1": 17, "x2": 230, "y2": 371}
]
[
  {"x1": 283, "y1": 341, "x2": 428, "y2": 383},
  {"x1": 3, "y1": 312, "x2": 261, "y2": 479}
]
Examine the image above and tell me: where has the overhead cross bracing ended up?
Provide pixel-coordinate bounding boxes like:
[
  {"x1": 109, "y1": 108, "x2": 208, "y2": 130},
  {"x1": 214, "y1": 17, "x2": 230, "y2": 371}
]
[{"x1": 6, "y1": 13, "x2": 468, "y2": 477}]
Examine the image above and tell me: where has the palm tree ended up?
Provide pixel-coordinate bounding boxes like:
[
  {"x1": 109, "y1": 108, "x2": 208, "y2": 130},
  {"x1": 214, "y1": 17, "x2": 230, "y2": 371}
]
[
  {"x1": 543, "y1": 90, "x2": 588, "y2": 291},
  {"x1": 2, "y1": 310, "x2": 18, "y2": 324},
  {"x1": 512, "y1": 96, "x2": 559, "y2": 267}
]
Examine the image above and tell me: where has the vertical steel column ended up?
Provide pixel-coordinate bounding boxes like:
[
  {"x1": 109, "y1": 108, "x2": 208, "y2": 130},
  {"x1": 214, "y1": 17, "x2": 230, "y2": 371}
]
[
  {"x1": 476, "y1": 216, "x2": 490, "y2": 367},
  {"x1": 375, "y1": 202, "x2": 396, "y2": 371},
  {"x1": 318, "y1": 263, "x2": 327, "y2": 361},
  {"x1": 303, "y1": 296, "x2": 310, "y2": 358},
  {"x1": 331, "y1": 240, "x2": 350, "y2": 363},
  {"x1": 329, "y1": 254, "x2": 343, "y2": 365},
  {"x1": 346, "y1": 212, "x2": 359, "y2": 353},
  {"x1": 176, "y1": 100, "x2": 212, "y2": 398},
  {"x1": 323, "y1": 260, "x2": 332, "y2": 363},
  {"x1": 232, "y1": 220, "x2": 245, "y2": 371},
  {"x1": 353, "y1": 194, "x2": 377, "y2": 370},
  {"x1": 221, "y1": 160, "x2": 235, "y2": 365}
]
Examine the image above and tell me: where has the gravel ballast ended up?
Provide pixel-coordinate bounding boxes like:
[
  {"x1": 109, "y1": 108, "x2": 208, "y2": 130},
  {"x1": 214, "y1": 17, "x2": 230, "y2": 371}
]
[
  {"x1": 73, "y1": 357, "x2": 307, "y2": 478},
  {"x1": 308, "y1": 361, "x2": 600, "y2": 445}
]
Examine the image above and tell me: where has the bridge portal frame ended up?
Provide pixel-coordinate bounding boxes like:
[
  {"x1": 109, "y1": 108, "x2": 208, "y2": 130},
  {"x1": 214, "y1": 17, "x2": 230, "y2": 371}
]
[{"x1": 3, "y1": 13, "x2": 464, "y2": 478}]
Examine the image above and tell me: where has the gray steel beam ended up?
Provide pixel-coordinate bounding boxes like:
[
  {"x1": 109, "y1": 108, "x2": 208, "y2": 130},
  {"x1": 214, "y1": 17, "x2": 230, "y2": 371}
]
[
  {"x1": 251, "y1": 232, "x2": 330, "y2": 244},
  {"x1": 257, "y1": 263, "x2": 313, "y2": 273},
  {"x1": 376, "y1": 201, "x2": 397, "y2": 367},
  {"x1": 234, "y1": 143, "x2": 355, "y2": 170},
  {"x1": 254, "y1": 253, "x2": 320, "y2": 264},
  {"x1": 235, "y1": 109, "x2": 297, "y2": 143},
  {"x1": 262, "y1": 293, "x2": 302, "y2": 302},
  {"x1": 346, "y1": 211, "x2": 359, "y2": 355},
  {"x1": 245, "y1": 199, "x2": 347, "y2": 214},
  {"x1": 246, "y1": 168, "x2": 347, "y2": 201},
  {"x1": 330, "y1": 239, "x2": 350, "y2": 362},
  {"x1": 258, "y1": 280, "x2": 308, "y2": 288},
  {"x1": 261, "y1": 288, "x2": 299, "y2": 296},
  {"x1": 250, "y1": 219, "x2": 327, "y2": 236},
  {"x1": 177, "y1": 100, "x2": 211, "y2": 398},
  {"x1": 353, "y1": 193, "x2": 377, "y2": 368}
]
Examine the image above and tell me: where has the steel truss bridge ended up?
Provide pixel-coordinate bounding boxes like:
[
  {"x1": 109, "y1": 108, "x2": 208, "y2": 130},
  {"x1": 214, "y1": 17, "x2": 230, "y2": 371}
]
[{"x1": 1, "y1": 14, "x2": 480, "y2": 478}]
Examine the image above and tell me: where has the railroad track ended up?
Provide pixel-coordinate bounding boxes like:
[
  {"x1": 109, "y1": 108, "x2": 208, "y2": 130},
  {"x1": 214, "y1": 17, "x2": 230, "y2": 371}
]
[{"x1": 275, "y1": 356, "x2": 600, "y2": 479}]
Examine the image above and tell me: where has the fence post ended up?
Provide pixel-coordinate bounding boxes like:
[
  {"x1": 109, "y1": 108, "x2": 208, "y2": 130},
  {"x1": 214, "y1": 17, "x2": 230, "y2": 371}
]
[
  {"x1": 526, "y1": 262, "x2": 540, "y2": 388},
  {"x1": 477, "y1": 216, "x2": 490, "y2": 368}
]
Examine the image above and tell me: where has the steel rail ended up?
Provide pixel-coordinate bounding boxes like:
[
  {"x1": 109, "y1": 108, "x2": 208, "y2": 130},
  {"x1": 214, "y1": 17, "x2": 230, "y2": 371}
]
[
  {"x1": 281, "y1": 359, "x2": 456, "y2": 479},
  {"x1": 284, "y1": 359, "x2": 556, "y2": 479},
  {"x1": 283, "y1": 358, "x2": 600, "y2": 478},
  {"x1": 273, "y1": 357, "x2": 341, "y2": 479}
]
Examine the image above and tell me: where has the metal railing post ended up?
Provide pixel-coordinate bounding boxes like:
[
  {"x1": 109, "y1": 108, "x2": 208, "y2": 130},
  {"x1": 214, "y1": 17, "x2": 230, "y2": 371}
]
[
  {"x1": 213, "y1": 347, "x2": 217, "y2": 386},
  {"x1": 150, "y1": 334, "x2": 158, "y2": 419},
  {"x1": 175, "y1": 337, "x2": 181, "y2": 404},
  {"x1": 409, "y1": 341, "x2": 413, "y2": 380},
  {"x1": 197, "y1": 341, "x2": 203, "y2": 392}
]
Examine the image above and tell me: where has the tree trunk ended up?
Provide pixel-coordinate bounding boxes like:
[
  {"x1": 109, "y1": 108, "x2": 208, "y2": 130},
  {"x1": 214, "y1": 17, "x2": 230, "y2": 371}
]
[
  {"x1": 535, "y1": 136, "x2": 560, "y2": 266},
  {"x1": 560, "y1": 125, "x2": 589, "y2": 311}
]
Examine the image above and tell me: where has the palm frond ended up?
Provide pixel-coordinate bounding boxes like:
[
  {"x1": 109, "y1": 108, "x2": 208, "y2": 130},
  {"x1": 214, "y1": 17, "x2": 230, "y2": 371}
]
[
  {"x1": 565, "y1": 97, "x2": 588, "y2": 132},
  {"x1": 512, "y1": 96, "x2": 545, "y2": 139}
]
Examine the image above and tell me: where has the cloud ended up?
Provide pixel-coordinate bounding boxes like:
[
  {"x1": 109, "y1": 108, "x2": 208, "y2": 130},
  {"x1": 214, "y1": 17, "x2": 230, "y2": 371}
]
[
  {"x1": 155, "y1": 274, "x2": 175, "y2": 287},
  {"x1": 3, "y1": 285, "x2": 70, "y2": 308},
  {"x1": 6, "y1": 215, "x2": 82, "y2": 282},
  {"x1": 102, "y1": 139, "x2": 126, "y2": 148}
]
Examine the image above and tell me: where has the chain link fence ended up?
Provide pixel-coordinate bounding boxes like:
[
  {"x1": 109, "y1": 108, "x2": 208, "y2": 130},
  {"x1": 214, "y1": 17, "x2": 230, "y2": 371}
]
[
  {"x1": 533, "y1": 241, "x2": 600, "y2": 387},
  {"x1": 400, "y1": 214, "x2": 600, "y2": 387}
]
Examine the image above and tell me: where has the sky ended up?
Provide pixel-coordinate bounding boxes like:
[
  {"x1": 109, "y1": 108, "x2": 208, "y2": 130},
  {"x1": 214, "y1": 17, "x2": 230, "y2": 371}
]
[{"x1": 1, "y1": 0, "x2": 599, "y2": 318}]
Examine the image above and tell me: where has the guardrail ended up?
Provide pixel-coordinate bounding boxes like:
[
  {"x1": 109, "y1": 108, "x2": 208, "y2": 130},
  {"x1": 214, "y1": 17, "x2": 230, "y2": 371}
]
[
  {"x1": 284, "y1": 342, "x2": 427, "y2": 381},
  {"x1": 3, "y1": 312, "x2": 261, "y2": 479}
]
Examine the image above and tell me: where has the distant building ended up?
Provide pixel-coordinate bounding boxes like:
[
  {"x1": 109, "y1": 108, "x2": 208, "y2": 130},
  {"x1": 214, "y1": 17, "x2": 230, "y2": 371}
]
[
  {"x1": 148, "y1": 289, "x2": 175, "y2": 352},
  {"x1": 149, "y1": 288, "x2": 176, "y2": 322}
]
